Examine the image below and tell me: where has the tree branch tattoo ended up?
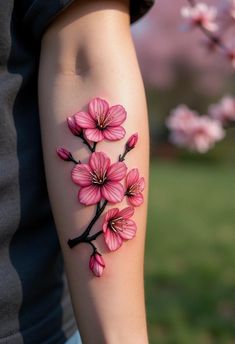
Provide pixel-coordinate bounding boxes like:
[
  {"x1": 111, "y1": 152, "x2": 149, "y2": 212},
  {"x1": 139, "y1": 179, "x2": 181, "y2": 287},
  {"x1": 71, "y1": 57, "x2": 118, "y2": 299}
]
[{"x1": 56, "y1": 97, "x2": 145, "y2": 277}]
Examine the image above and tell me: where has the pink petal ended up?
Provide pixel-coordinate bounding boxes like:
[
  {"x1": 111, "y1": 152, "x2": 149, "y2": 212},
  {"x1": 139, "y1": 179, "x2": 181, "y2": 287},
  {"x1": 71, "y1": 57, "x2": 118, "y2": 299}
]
[
  {"x1": 103, "y1": 126, "x2": 126, "y2": 141},
  {"x1": 118, "y1": 206, "x2": 135, "y2": 219},
  {"x1": 95, "y1": 253, "x2": 105, "y2": 267},
  {"x1": 138, "y1": 177, "x2": 145, "y2": 192},
  {"x1": 89, "y1": 152, "x2": 110, "y2": 173},
  {"x1": 126, "y1": 133, "x2": 138, "y2": 149},
  {"x1": 89, "y1": 255, "x2": 105, "y2": 277},
  {"x1": 126, "y1": 168, "x2": 140, "y2": 188},
  {"x1": 71, "y1": 164, "x2": 92, "y2": 186},
  {"x1": 84, "y1": 128, "x2": 104, "y2": 142},
  {"x1": 88, "y1": 98, "x2": 109, "y2": 120},
  {"x1": 103, "y1": 228, "x2": 123, "y2": 251},
  {"x1": 78, "y1": 185, "x2": 102, "y2": 205},
  {"x1": 107, "y1": 162, "x2": 127, "y2": 182},
  {"x1": 101, "y1": 182, "x2": 124, "y2": 203},
  {"x1": 93, "y1": 265, "x2": 104, "y2": 277},
  {"x1": 74, "y1": 111, "x2": 96, "y2": 129},
  {"x1": 103, "y1": 208, "x2": 120, "y2": 225},
  {"x1": 118, "y1": 220, "x2": 137, "y2": 240},
  {"x1": 127, "y1": 193, "x2": 144, "y2": 207},
  {"x1": 106, "y1": 105, "x2": 127, "y2": 126}
]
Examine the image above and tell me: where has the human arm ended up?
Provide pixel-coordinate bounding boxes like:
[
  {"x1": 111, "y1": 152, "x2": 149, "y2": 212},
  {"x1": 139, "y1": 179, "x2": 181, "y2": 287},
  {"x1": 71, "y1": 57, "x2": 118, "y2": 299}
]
[{"x1": 38, "y1": 1, "x2": 150, "y2": 343}]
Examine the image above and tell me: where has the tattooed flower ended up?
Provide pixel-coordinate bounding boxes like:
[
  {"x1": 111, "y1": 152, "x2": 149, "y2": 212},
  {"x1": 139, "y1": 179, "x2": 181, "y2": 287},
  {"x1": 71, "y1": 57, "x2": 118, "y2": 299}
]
[
  {"x1": 57, "y1": 147, "x2": 73, "y2": 161},
  {"x1": 89, "y1": 251, "x2": 105, "y2": 277},
  {"x1": 74, "y1": 97, "x2": 127, "y2": 142},
  {"x1": 71, "y1": 151, "x2": 127, "y2": 205},
  {"x1": 103, "y1": 207, "x2": 137, "y2": 251},
  {"x1": 126, "y1": 133, "x2": 138, "y2": 150},
  {"x1": 67, "y1": 114, "x2": 82, "y2": 136},
  {"x1": 125, "y1": 169, "x2": 145, "y2": 207},
  {"x1": 181, "y1": 3, "x2": 218, "y2": 32}
]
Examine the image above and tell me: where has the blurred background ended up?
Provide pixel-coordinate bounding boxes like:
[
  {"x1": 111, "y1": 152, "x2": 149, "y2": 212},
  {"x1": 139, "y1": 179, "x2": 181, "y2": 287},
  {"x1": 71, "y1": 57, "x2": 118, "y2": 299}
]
[{"x1": 131, "y1": 0, "x2": 235, "y2": 343}]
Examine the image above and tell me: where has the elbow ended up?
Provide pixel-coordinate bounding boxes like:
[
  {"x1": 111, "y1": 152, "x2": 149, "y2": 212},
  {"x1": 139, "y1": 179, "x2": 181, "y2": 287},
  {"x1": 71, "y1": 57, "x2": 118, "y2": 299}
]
[{"x1": 40, "y1": 1, "x2": 133, "y2": 77}]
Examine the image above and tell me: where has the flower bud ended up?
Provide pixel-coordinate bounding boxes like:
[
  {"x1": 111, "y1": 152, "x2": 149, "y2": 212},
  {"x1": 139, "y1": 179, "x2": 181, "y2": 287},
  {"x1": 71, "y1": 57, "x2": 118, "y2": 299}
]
[
  {"x1": 89, "y1": 251, "x2": 105, "y2": 277},
  {"x1": 67, "y1": 115, "x2": 82, "y2": 136},
  {"x1": 126, "y1": 133, "x2": 138, "y2": 150},
  {"x1": 56, "y1": 147, "x2": 72, "y2": 161}
]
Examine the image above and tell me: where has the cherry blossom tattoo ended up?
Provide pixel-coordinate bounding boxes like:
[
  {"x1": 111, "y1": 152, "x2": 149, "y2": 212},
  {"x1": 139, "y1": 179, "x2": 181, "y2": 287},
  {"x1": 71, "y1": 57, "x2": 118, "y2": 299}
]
[{"x1": 56, "y1": 97, "x2": 145, "y2": 277}]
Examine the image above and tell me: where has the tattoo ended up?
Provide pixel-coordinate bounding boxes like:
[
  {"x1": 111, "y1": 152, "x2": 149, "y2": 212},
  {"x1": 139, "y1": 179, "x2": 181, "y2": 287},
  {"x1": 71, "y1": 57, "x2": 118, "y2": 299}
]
[{"x1": 56, "y1": 97, "x2": 145, "y2": 277}]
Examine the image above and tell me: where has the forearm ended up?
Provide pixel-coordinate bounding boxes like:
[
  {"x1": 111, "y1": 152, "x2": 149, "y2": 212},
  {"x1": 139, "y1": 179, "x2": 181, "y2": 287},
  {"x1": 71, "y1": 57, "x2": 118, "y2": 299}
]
[{"x1": 38, "y1": 2, "x2": 149, "y2": 343}]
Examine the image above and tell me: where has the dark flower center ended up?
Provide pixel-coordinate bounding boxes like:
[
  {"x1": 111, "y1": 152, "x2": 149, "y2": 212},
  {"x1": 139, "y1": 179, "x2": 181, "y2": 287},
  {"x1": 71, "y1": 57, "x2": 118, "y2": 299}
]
[
  {"x1": 126, "y1": 183, "x2": 140, "y2": 196},
  {"x1": 90, "y1": 169, "x2": 107, "y2": 185},
  {"x1": 109, "y1": 217, "x2": 125, "y2": 233},
  {"x1": 96, "y1": 113, "x2": 114, "y2": 130}
]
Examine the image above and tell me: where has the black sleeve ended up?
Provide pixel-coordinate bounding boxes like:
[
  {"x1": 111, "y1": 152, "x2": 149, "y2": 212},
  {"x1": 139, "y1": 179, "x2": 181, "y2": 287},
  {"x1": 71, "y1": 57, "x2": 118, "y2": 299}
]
[{"x1": 22, "y1": 0, "x2": 155, "y2": 41}]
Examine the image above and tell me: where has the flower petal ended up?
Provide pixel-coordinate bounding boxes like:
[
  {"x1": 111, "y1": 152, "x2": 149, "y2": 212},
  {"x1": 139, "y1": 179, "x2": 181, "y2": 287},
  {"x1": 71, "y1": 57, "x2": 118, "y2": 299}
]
[
  {"x1": 78, "y1": 185, "x2": 102, "y2": 205},
  {"x1": 118, "y1": 220, "x2": 137, "y2": 240},
  {"x1": 84, "y1": 128, "x2": 104, "y2": 142},
  {"x1": 88, "y1": 97, "x2": 109, "y2": 120},
  {"x1": 103, "y1": 126, "x2": 126, "y2": 141},
  {"x1": 94, "y1": 253, "x2": 105, "y2": 267},
  {"x1": 105, "y1": 105, "x2": 127, "y2": 126},
  {"x1": 118, "y1": 206, "x2": 135, "y2": 219},
  {"x1": 138, "y1": 177, "x2": 145, "y2": 192},
  {"x1": 103, "y1": 208, "x2": 120, "y2": 225},
  {"x1": 89, "y1": 152, "x2": 110, "y2": 173},
  {"x1": 103, "y1": 228, "x2": 123, "y2": 251},
  {"x1": 101, "y1": 182, "x2": 124, "y2": 203},
  {"x1": 107, "y1": 162, "x2": 127, "y2": 182},
  {"x1": 89, "y1": 254, "x2": 105, "y2": 277},
  {"x1": 74, "y1": 111, "x2": 96, "y2": 129},
  {"x1": 127, "y1": 193, "x2": 144, "y2": 207},
  {"x1": 126, "y1": 168, "x2": 140, "y2": 188},
  {"x1": 71, "y1": 164, "x2": 92, "y2": 186},
  {"x1": 101, "y1": 183, "x2": 124, "y2": 204}
]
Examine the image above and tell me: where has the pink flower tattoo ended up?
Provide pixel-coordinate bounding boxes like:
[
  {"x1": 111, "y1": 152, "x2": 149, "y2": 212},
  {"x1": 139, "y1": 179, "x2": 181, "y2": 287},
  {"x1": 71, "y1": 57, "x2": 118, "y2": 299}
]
[
  {"x1": 71, "y1": 152, "x2": 127, "y2": 205},
  {"x1": 56, "y1": 97, "x2": 145, "y2": 277},
  {"x1": 103, "y1": 207, "x2": 137, "y2": 251},
  {"x1": 125, "y1": 168, "x2": 145, "y2": 207},
  {"x1": 67, "y1": 114, "x2": 82, "y2": 136},
  {"x1": 126, "y1": 133, "x2": 138, "y2": 150},
  {"x1": 89, "y1": 251, "x2": 105, "y2": 277},
  {"x1": 74, "y1": 97, "x2": 127, "y2": 142}
]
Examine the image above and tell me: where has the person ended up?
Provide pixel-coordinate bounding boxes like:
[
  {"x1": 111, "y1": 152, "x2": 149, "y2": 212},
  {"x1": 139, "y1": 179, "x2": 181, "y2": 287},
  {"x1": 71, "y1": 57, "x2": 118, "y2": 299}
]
[{"x1": 0, "y1": 0, "x2": 154, "y2": 342}]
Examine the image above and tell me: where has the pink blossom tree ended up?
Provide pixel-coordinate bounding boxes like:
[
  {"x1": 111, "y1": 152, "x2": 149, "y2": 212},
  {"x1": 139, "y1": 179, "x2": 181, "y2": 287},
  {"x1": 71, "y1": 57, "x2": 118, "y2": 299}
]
[{"x1": 163, "y1": 0, "x2": 235, "y2": 153}]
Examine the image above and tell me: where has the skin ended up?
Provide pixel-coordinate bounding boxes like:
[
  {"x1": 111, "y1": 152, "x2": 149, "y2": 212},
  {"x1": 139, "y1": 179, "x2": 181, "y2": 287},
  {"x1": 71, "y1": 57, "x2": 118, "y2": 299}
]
[{"x1": 38, "y1": 1, "x2": 150, "y2": 343}]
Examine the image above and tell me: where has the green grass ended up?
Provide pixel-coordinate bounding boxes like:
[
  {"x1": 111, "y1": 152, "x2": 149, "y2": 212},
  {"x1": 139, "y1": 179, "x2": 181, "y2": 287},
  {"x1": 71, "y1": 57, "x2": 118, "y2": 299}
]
[{"x1": 145, "y1": 161, "x2": 235, "y2": 344}]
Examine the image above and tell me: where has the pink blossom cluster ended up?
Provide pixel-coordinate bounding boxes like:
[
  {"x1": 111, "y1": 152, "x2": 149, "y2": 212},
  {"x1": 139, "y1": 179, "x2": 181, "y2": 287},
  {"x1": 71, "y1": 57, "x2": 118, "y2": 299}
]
[
  {"x1": 181, "y1": 3, "x2": 218, "y2": 32},
  {"x1": 166, "y1": 104, "x2": 225, "y2": 153},
  {"x1": 208, "y1": 94, "x2": 235, "y2": 125},
  {"x1": 57, "y1": 97, "x2": 144, "y2": 277},
  {"x1": 181, "y1": 0, "x2": 235, "y2": 69}
]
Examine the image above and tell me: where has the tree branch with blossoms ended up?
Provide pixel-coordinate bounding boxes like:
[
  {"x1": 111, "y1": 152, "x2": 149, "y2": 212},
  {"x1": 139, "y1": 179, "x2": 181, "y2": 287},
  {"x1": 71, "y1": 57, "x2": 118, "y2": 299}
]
[
  {"x1": 56, "y1": 97, "x2": 145, "y2": 277},
  {"x1": 165, "y1": 1, "x2": 235, "y2": 154},
  {"x1": 181, "y1": 0, "x2": 235, "y2": 65}
]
